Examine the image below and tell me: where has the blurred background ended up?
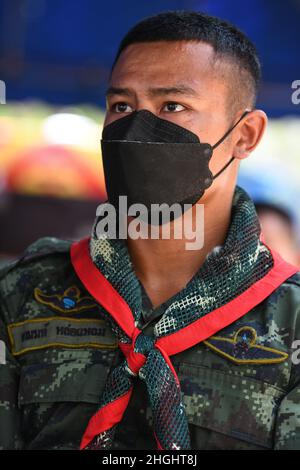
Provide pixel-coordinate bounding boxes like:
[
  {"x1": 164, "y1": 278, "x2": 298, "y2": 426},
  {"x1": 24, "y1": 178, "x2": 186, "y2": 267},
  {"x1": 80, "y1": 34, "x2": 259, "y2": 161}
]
[{"x1": 0, "y1": 0, "x2": 300, "y2": 265}]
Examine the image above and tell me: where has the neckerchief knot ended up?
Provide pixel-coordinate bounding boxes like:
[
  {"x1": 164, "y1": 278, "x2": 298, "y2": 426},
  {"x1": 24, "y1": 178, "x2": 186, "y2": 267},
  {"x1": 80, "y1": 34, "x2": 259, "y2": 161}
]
[{"x1": 119, "y1": 328, "x2": 155, "y2": 377}]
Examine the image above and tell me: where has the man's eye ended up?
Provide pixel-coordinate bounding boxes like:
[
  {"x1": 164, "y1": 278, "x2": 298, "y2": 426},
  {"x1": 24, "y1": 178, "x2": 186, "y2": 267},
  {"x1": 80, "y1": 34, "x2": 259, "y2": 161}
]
[
  {"x1": 163, "y1": 102, "x2": 185, "y2": 112},
  {"x1": 112, "y1": 102, "x2": 133, "y2": 113}
]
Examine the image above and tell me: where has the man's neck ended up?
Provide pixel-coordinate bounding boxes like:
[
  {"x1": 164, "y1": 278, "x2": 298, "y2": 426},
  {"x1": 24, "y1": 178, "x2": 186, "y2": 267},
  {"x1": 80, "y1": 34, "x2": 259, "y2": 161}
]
[{"x1": 126, "y1": 188, "x2": 235, "y2": 308}]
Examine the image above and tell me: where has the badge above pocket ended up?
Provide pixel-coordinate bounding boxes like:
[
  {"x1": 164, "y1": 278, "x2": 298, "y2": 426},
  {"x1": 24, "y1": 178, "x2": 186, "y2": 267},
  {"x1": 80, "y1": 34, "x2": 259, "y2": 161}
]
[
  {"x1": 34, "y1": 285, "x2": 97, "y2": 314},
  {"x1": 203, "y1": 326, "x2": 288, "y2": 365}
]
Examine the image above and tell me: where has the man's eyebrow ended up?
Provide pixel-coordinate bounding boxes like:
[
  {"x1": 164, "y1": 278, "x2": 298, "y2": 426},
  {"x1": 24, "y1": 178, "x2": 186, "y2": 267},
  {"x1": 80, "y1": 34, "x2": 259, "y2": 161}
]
[
  {"x1": 105, "y1": 85, "x2": 198, "y2": 98},
  {"x1": 147, "y1": 85, "x2": 198, "y2": 97},
  {"x1": 105, "y1": 87, "x2": 133, "y2": 97}
]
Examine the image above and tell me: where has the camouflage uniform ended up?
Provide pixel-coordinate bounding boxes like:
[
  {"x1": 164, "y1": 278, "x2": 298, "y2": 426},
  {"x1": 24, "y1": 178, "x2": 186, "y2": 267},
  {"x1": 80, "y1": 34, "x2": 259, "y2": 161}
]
[{"x1": 0, "y1": 232, "x2": 300, "y2": 449}]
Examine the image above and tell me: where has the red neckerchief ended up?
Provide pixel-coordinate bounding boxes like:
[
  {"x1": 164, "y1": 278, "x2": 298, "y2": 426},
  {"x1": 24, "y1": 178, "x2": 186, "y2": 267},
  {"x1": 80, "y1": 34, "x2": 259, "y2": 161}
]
[{"x1": 70, "y1": 236, "x2": 298, "y2": 449}]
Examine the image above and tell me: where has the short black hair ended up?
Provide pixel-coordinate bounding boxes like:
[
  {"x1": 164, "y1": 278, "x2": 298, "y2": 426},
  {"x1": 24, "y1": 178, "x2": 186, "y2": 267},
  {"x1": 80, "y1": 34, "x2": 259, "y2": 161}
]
[{"x1": 111, "y1": 10, "x2": 261, "y2": 111}]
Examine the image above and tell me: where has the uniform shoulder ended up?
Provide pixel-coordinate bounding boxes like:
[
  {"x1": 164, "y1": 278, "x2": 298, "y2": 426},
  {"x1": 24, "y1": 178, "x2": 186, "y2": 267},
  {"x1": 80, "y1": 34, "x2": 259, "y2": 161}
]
[
  {"x1": 0, "y1": 236, "x2": 72, "y2": 280},
  {"x1": 274, "y1": 271, "x2": 300, "y2": 307},
  {"x1": 269, "y1": 271, "x2": 300, "y2": 326},
  {"x1": 0, "y1": 236, "x2": 78, "y2": 325},
  {"x1": 284, "y1": 271, "x2": 300, "y2": 288}
]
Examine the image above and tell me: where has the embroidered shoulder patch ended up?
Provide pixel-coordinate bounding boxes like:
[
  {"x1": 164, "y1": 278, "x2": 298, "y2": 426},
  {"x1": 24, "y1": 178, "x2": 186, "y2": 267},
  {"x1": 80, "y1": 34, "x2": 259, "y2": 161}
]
[
  {"x1": 34, "y1": 285, "x2": 97, "y2": 313},
  {"x1": 7, "y1": 317, "x2": 118, "y2": 356},
  {"x1": 203, "y1": 326, "x2": 288, "y2": 365}
]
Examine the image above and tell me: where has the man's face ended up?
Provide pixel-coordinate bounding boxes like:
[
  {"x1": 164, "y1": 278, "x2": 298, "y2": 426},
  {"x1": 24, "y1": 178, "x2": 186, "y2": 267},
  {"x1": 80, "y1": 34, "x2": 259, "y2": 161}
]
[{"x1": 104, "y1": 40, "x2": 243, "y2": 199}]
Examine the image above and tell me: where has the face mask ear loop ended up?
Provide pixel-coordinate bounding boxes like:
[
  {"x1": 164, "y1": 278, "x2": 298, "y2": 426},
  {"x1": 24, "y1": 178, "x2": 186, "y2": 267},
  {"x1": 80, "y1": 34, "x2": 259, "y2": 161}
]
[
  {"x1": 211, "y1": 110, "x2": 250, "y2": 150},
  {"x1": 212, "y1": 155, "x2": 235, "y2": 180},
  {"x1": 211, "y1": 110, "x2": 251, "y2": 180}
]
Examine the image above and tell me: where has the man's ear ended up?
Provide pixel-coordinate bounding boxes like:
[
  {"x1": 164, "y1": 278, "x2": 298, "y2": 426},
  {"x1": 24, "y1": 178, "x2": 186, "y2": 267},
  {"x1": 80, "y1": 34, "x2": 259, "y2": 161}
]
[{"x1": 233, "y1": 109, "x2": 267, "y2": 160}]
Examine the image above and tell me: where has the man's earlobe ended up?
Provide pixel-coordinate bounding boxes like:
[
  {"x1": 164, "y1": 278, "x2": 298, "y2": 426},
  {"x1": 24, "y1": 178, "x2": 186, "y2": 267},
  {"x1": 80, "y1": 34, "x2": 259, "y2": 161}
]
[{"x1": 233, "y1": 147, "x2": 250, "y2": 160}]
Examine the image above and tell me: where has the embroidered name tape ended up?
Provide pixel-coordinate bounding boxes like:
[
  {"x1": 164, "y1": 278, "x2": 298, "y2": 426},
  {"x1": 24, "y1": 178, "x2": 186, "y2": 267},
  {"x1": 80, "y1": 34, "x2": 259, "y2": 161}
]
[
  {"x1": 8, "y1": 317, "x2": 118, "y2": 356},
  {"x1": 203, "y1": 326, "x2": 288, "y2": 365}
]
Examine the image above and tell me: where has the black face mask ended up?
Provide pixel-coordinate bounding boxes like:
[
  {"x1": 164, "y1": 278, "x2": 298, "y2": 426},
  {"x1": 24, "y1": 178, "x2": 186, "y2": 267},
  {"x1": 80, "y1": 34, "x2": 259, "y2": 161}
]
[{"x1": 101, "y1": 109, "x2": 249, "y2": 224}]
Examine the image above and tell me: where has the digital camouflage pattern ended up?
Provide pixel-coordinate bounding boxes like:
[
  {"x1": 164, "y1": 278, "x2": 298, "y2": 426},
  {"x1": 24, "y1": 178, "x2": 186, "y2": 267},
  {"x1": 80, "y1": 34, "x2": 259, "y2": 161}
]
[{"x1": 0, "y1": 217, "x2": 300, "y2": 448}]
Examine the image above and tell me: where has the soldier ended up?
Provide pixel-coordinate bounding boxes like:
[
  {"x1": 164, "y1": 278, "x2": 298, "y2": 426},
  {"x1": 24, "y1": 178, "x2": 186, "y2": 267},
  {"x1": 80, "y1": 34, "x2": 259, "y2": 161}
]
[{"x1": 1, "y1": 11, "x2": 300, "y2": 450}]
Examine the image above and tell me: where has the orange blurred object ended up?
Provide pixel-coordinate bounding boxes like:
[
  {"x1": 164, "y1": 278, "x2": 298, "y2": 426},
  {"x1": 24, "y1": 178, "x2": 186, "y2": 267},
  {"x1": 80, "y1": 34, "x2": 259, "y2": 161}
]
[{"x1": 6, "y1": 144, "x2": 107, "y2": 200}]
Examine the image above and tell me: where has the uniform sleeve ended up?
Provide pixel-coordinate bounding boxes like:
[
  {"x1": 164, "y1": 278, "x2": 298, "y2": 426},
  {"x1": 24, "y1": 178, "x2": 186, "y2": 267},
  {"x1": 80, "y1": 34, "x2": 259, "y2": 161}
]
[
  {"x1": 0, "y1": 288, "x2": 24, "y2": 449},
  {"x1": 273, "y1": 280, "x2": 300, "y2": 450},
  {"x1": 274, "y1": 381, "x2": 300, "y2": 450}
]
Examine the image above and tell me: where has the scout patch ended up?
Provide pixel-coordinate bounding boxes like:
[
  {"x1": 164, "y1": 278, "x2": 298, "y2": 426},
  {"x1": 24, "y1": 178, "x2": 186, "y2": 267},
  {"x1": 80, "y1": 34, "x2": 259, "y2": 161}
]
[
  {"x1": 7, "y1": 317, "x2": 118, "y2": 356},
  {"x1": 203, "y1": 326, "x2": 288, "y2": 365},
  {"x1": 34, "y1": 285, "x2": 98, "y2": 313}
]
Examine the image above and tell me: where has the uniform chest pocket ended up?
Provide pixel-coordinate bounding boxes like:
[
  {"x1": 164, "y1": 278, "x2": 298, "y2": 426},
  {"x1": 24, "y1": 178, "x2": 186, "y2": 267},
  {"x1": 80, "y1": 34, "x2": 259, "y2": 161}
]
[
  {"x1": 18, "y1": 352, "x2": 116, "y2": 406},
  {"x1": 177, "y1": 363, "x2": 285, "y2": 449},
  {"x1": 17, "y1": 350, "x2": 120, "y2": 449}
]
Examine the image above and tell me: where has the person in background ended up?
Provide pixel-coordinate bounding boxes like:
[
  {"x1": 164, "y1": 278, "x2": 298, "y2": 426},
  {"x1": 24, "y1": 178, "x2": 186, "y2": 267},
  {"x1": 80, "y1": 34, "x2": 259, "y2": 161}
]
[{"x1": 238, "y1": 168, "x2": 300, "y2": 267}]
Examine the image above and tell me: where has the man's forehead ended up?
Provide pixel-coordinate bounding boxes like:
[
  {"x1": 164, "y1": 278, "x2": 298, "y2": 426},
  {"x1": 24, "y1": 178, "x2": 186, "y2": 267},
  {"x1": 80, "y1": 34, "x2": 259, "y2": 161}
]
[
  {"x1": 109, "y1": 41, "x2": 225, "y2": 95},
  {"x1": 115, "y1": 40, "x2": 215, "y2": 62}
]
